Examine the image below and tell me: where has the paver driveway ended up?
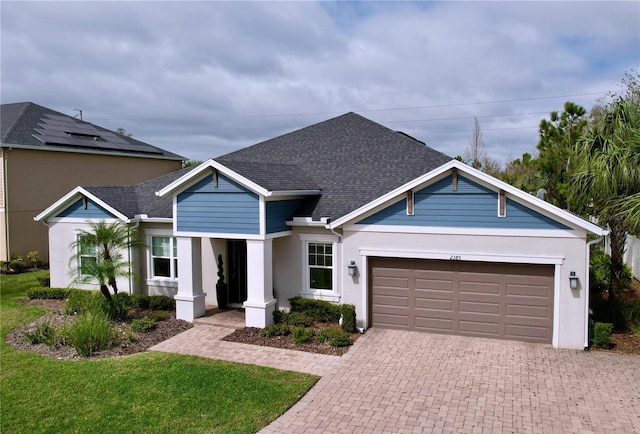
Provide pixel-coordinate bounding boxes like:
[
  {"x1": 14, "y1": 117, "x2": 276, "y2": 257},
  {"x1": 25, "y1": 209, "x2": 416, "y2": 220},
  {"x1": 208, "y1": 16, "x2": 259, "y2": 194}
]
[{"x1": 152, "y1": 326, "x2": 640, "y2": 433}]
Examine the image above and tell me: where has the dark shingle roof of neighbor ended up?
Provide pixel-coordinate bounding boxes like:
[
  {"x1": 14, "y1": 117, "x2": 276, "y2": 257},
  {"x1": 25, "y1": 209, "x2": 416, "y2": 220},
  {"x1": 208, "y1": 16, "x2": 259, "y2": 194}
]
[
  {"x1": 84, "y1": 167, "x2": 195, "y2": 219},
  {"x1": 217, "y1": 112, "x2": 452, "y2": 221},
  {"x1": 1, "y1": 102, "x2": 184, "y2": 160},
  {"x1": 81, "y1": 112, "x2": 452, "y2": 221}
]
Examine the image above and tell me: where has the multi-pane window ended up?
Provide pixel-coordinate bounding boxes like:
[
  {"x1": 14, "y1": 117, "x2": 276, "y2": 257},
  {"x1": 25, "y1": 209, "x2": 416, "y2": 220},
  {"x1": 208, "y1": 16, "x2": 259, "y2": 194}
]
[
  {"x1": 151, "y1": 236, "x2": 178, "y2": 279},
  {"x1": 78, "y1": 235, "x2": 97, "y2": 274},
  {"x1": 308, "y1": 242, "x2": 333, "y2": 290}
]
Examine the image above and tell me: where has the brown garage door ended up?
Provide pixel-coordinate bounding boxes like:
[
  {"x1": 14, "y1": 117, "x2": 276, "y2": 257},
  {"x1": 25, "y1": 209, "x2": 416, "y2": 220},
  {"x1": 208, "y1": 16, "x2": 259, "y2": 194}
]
[{"x1": 370, "y1": 258, "x2": 554, "y2": 343}]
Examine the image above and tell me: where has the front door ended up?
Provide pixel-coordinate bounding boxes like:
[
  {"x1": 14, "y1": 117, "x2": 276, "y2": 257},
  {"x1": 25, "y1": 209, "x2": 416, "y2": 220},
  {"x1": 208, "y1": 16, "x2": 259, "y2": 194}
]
[{"x1": 228, "y1": 240, "x2": 247, "y2": 305}]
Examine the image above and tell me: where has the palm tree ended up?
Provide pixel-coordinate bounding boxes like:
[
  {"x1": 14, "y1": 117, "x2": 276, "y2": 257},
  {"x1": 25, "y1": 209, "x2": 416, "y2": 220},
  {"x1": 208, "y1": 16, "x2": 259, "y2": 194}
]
[
  {"x1": 70, "y1": 221, "x2": 144, "y2": 302},
  {"x1": 571, "y1": 98, "x2": 640, "y2": 299}
]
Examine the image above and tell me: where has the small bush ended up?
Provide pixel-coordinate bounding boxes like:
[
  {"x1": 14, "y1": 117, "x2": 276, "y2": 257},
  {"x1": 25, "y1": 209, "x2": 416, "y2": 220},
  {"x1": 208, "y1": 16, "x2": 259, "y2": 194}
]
[
  {"x1": 65, "y1": 290, "x2": 102, "y2": 315},
  {"x1": 99, "y1": 295, "x2": 130, "y2": 322},
  {"x1": 27, "y1": 287, "x2": 74, "y2": 300},
  {"x1": 292, "y1": 327, "x2": 314, "y2": 343},
  {"x1": 65, "y1": 312, "x2": 115, "y2": 357},
  {"x1": 37, "y1": 277, "x2": 51, "y2": 287},
  {"x1": 593, "y1": 322, "x2": 614, "y2": 349},
  {"x1": 24, "y1": 321, "x2": 60, "y2": 346},
  {"x1": 340, "y1": 304, "x2": 357, "y2": 333},
  {"x1": 131, "y1": 317, "x2": 157, "y2": 333},
  {"x1": 149, "y1": 295, "x2": 175, "y2": 311},
  {"x1": 286, "y1": 312, "x2": 314, "y2": 328},
  {"x1": 289, "y1": 296, "x2": 341, "y2": 322},
  {"x1": 149, "y1": 310, "x2": 168, "y2": 322},
  {"x1": 261, "y1": 323, "x2": 290, "y2": 337},
  {"x1": 316, "y1": 327, "x2": 352, "y2": 347},
  {"x1": 130, "y1": 294, "x2": 150, "y2": 309},
  {"x1": 273, "y1": 309, "x2": 287, "y2": 324},
  {"x1": 590, "y1": 249, "x2": 633, "y2": 293}
]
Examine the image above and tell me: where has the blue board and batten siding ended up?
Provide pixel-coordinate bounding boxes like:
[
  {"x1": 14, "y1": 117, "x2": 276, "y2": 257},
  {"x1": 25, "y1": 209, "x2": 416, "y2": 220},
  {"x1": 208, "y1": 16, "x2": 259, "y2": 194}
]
[
  {"x1": 177, "y1": 174, "x2": 260, "y2": 234},
  {"x1": 56, "y1": 198, "x2": 117, "y2": 219},
  {"x1": 357, "y1": 175, "x2": 570, "y2": 230},
  {"x1": 266, "y1": 200, "x2": 302, "y2": 234}
]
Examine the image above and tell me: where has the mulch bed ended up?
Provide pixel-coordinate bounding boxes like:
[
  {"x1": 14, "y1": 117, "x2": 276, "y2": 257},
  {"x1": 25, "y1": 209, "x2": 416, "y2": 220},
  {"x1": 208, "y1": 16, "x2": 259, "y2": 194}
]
[
  {"x1": 222, "y1": 325, "x2": 360, "y2": 356},
  {"x1": 6, "y1": 299, "x2": 192, "y2": 361}
]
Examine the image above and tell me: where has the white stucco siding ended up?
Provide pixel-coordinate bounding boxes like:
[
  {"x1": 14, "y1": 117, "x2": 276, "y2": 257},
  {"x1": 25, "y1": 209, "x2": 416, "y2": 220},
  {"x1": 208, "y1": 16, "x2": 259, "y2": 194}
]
[
  {"x1": 341, "y1": 228, "x2": 590, "y2": 350},
  {"x1": 47, "y1": 220, "x2": 132, "y2": 293}
]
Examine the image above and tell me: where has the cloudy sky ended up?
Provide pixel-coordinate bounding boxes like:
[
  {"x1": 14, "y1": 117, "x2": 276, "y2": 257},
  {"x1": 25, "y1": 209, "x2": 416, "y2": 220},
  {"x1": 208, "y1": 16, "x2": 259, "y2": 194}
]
[{"x1": 1, "y1": 1, "x2": 638, "y2": 165}]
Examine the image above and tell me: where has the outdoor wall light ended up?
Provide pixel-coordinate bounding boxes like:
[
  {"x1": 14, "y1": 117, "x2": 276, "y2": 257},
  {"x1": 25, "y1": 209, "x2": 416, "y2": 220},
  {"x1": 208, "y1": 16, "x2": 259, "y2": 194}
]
[
  {"x1": 569, "y1": 271, "x2": 579, "y2": 289},
  {"x1": 347, "y1": 261, "x2": 357, "y2": 277}
]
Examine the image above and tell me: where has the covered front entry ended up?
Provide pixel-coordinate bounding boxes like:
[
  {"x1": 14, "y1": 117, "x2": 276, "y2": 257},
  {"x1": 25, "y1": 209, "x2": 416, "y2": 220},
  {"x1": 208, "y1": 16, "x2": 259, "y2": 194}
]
[
  {"x1": 227, "y1": 239, "x2": 247, "y2": 305},
  {"x1": 369, "y1": 258, "x2": 554, "y2": 343}
]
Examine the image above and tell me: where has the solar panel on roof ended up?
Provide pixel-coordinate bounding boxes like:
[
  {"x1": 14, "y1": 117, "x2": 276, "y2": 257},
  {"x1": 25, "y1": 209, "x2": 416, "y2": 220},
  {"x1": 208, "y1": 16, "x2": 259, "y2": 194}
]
[{"x1": 32, "y1": 114, "x2": 162, "y2": 155}]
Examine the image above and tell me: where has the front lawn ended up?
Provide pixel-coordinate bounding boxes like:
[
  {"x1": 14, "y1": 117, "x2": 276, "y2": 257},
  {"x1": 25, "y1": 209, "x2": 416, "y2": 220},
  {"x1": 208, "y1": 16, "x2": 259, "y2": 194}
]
[{"x1": 0, "y1": 272, "x2": 318, "y2": 433}]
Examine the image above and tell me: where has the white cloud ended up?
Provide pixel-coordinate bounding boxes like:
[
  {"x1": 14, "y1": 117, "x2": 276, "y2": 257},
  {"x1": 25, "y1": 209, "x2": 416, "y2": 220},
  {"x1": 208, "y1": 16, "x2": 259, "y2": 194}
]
[{"x1": 1, "y1": 1, "x2": 638, "y2": 164}]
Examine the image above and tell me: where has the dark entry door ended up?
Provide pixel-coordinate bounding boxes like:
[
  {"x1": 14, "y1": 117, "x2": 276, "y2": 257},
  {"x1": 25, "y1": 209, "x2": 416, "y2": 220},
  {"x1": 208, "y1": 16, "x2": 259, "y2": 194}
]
[{"x1": 228, "y1": 240, "x2": 247, "y2": 304}]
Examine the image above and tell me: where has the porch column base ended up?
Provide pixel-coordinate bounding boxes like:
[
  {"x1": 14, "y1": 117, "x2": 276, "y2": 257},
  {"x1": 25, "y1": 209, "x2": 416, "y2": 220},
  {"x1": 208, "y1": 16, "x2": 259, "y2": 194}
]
[
  {"x1": 244, "y1": 298, "x2": 277, "y2": 328},
  {"x1": 175, "y1": 293, "x2": 206, "y2": 322}
]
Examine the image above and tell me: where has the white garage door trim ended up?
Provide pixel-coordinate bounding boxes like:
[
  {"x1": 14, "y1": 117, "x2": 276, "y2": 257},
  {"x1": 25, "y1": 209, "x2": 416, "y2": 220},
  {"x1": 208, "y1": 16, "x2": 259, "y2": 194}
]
[{"x1": 359, "y1": 249, "x2": 563, "y2": 347}]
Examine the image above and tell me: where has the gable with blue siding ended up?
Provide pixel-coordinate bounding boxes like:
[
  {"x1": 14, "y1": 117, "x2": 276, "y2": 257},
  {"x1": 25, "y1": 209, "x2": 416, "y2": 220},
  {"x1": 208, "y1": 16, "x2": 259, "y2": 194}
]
[
  {"x1": 176, "y1": 173, "x2": 260, "y2": 234},
  {"x1": 266, "y1": 199, "x2": 302, "y2": 233},
  {"x1": 56, "y1": 198, "x2": 117, "y2": 219},
  {"x1": 357, "y1": 174, "x2": 570, "y2": 230}
]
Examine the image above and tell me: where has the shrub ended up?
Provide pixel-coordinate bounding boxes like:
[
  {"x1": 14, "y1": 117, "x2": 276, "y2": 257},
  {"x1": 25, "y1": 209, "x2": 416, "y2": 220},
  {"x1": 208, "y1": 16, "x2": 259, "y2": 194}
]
[
  {"x1": 27, "y1": 287, "x2": 74, "y2": 300},
  {"x1": 99, "y1": 294, "x2": 130, "y2": 322},
  {"x1": 592, "y1": 322, "x2": 614, "y2": 349},
  {"x1": 149, "y1": 295, "x2": 175, "y2": 311},
  {"x1": 261, "y1": 323, "x2": 290, "y2": 337},
  {"x1": 149, "y1": 310, "x2": 168, "y2": 322},
  {"x1": 131, "y1": 317, "x2": 157, "y2": 333},
  {"x1": 130, "y1": 294, "x2": 150, "y2": 309},
  {"x1": 37, "y1": 276, "x2": 51, "y2": 287},
  {"x1": 590, "y1": 249, "x2": 632, "y2": 293},
  {"x1": 292, "y1": 327, "x2": 314, "y2": 344},
  {"x1": 316, "y1": 327, "x2": 352, "y2": 347},
  {"x1": 289, "y1": 296, "x2": 341, "y2": 322},
  {"x1": 340, "y1": 304, "x2": 357, "y2": 333},
  {"x1": 65, "y1": 312, "x2": 115, "y2": 357},
  {"x1": 65, "y1": 290, "x2": 102, "y2": 315},
  {"x1": 273, "y1": 309, "x2": 287, "y2": 324},
  {"x1": 286, "y1": 312, "x2": 314, "y2": 328},
  {"x1": 24, "y1": 321, "x2": 60, "y2": 346}
]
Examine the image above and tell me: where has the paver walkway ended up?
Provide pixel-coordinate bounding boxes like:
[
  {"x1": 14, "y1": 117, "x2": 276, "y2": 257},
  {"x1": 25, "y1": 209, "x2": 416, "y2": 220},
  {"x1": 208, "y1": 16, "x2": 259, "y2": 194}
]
[{"x1": 151, "y1": 322, "x2": 640, "y2": 433}]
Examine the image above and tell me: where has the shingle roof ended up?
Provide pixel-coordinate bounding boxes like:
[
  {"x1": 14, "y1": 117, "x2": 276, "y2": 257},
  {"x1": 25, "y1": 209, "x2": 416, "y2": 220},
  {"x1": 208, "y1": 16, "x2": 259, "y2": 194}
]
[
  {"x1": 1, "y1": 102, "x2": 184, "y2": 160},
  {"x1": 217, "y1": 112, "x2": 452, "y2": 221},
  {"x1": 84, "y1": 167, "x2": 195, "y2": 218}
]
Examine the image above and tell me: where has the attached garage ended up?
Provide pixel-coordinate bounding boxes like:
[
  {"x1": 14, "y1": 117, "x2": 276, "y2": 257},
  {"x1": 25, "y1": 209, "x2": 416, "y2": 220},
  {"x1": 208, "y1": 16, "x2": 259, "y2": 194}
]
[{"x1": 369, "y1": 257, "x2": 554, "y2": 343}]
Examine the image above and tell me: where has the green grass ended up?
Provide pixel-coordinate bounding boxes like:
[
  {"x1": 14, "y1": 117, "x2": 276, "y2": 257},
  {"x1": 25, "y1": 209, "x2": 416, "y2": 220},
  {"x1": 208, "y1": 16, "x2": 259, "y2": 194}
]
[{"x1": 0, "y1": 272, "x2": 319, "y2": 433}]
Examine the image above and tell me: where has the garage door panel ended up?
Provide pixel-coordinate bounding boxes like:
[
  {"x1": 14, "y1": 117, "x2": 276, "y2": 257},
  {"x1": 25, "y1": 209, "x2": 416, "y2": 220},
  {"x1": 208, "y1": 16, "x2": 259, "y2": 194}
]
[
  {"x1": 459, "y1": 300, "x2": 500, "y2": 314},
  {"x1": 370, "y1": 258, "x2": 554, "y2": 343},
  {"x1": 415, "y1": 297, "x2": 453, "y2": 310},
  {"x1": 414, "y1": 317, "x2": 453, "y2": 332},
  {"x1": 459, "y1": 320, "x2": 500, "y2": 336}
]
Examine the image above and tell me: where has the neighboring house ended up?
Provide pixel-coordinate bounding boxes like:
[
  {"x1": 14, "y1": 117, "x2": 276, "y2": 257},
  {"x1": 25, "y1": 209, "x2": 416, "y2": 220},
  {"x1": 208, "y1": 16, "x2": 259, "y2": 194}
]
[
  {"x1": 36, "y1": 113, "x2": 607, "y2": 349},
  {"x1": 1, "y1": 102, "x2": 185, "y2": 262}
]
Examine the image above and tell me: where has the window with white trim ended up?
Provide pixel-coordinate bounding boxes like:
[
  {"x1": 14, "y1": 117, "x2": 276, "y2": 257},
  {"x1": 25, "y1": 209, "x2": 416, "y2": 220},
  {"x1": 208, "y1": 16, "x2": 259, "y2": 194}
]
[
  {"x1": 150, "y1": 236, "x2": 178, "y2": 279},
  {"x1": 78, "y1": 234, "x2": 97, "y2": 274},
  {"x1": 300, "y1": 234, "x2": 338, "y2": 296}
]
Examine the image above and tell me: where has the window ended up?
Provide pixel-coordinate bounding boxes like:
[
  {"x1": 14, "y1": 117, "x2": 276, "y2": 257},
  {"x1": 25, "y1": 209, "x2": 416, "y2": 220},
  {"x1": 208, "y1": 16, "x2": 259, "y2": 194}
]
[
  {"x1": 78, "y1": 235, "x2": 97, "y2": 274},
  {"x1": 308, "y1": 242, "x2": 333, "y2": 290},
  {"x1": 151, "y1": 236, "x2": 178, "y2": 279}
]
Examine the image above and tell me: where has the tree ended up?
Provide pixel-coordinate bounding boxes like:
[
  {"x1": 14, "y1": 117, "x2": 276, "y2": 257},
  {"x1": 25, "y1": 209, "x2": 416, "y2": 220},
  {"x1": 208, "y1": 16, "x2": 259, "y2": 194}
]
[
  {"x1": 115, "y1": 128, "x2": 133, "y2": 137},
  {"x1": 182, "y1": 160, "x2": 204, "y2": 168},
  {"x1": 536, "y1": 102, "x2": 588, "y2": 209},
  {"x1": 70, "y1": 221, "x2": 143, "y2": 302},
  {"x1": 462, "y1": 117, "x2": 501, "y2": 175},
  {"x1": 571, "y1": 98, "x2": 640, "y2": 299},
  {"x1": 500, "y1": 152, "x2": 541, "y2": 195}
]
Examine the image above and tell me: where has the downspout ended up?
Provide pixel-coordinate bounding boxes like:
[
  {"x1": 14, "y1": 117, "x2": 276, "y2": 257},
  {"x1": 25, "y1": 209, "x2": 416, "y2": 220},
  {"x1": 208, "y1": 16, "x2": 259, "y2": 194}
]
[
  {"x1": 584, "y1": 236, "x2": 604, "y2": 349},
  {"x1": 2, "y1": 148, "x2": 10, "y2": 261},
  {"x1": 128, "y1": 219, "x2": 141, "y2": 295}
]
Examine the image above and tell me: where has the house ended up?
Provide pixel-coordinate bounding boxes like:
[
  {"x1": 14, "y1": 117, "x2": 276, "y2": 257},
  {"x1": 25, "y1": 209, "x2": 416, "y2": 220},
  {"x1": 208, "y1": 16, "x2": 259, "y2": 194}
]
[
  {"x1": 35, "y1": 113, "x2": 607, "y2": 349},
  {"x1": 1, "y1": 102, "x2": 185, "y2": 262}
]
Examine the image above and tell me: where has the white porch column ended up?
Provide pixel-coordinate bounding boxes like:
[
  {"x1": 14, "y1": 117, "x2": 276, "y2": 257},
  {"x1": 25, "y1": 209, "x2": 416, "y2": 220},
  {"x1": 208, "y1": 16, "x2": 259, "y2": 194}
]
[
  {"x1": 244, "y1": 238, "x2": 276, "y2": 328},
  {"x1": 175, "y1": 236, "x2": 206, "y2": 322}
]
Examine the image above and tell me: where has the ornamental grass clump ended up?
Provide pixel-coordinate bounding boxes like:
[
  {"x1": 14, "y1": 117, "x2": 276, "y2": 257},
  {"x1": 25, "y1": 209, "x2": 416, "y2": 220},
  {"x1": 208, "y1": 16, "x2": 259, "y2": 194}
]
[
  {"x1": 66, "y1": 311, "x2": 115, "y2": 357},
  {"x1": 24, "y1": 321, "x2": 61, "y2": 347}
]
